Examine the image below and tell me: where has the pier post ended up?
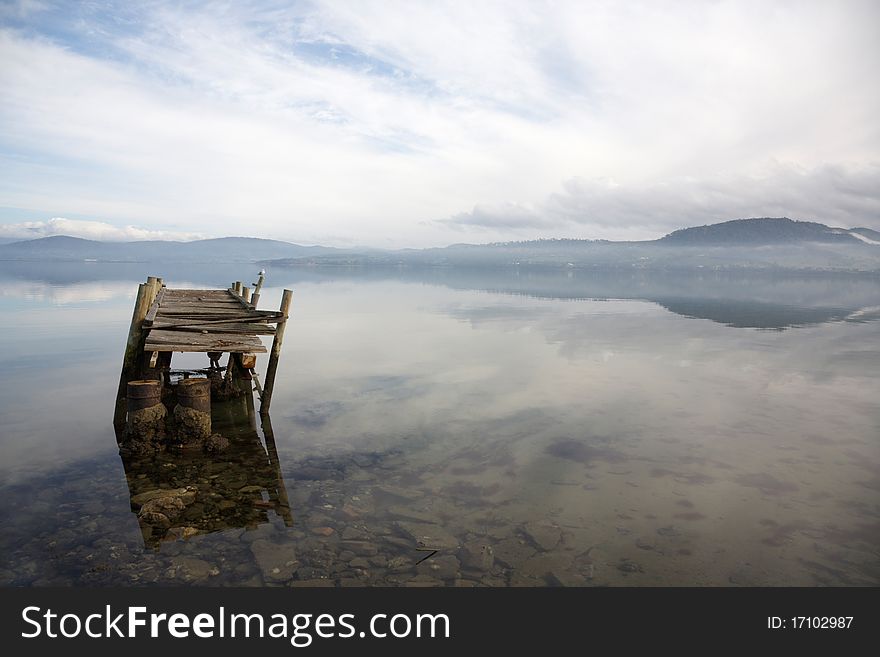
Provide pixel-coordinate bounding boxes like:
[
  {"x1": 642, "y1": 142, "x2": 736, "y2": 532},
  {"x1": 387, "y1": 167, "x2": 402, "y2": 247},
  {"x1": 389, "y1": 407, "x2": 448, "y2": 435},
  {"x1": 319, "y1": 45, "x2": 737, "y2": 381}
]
[
  {"x1": 242, "y1": 286, "x2": 251, "y2": 303},
  {"x1": 114, "y1": 282, "x2": 152, "y2": 426},
  {"x1": 260, "y1": 289, "x2": 292, "y2": 413},
  {"x1": 251, "y1": 272, "x2": 264, "y2": 308}
]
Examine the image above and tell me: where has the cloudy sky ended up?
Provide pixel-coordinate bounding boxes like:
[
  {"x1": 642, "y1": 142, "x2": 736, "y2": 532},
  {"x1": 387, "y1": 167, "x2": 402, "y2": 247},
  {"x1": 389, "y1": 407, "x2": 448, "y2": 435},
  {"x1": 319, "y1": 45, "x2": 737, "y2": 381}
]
[{"x1": 1, "y1": 0, "x2": 878, "y2": 247}]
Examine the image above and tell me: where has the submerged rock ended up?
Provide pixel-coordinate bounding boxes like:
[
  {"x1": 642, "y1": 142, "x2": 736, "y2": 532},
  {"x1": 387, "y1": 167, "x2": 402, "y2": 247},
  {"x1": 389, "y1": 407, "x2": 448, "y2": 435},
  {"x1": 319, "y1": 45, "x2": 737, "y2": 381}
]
[
  {"x1": 417, "y1": 554, "x2": 460, "y2": 581},
  {"x1": 204, "y1": 434, "x2": 230, "y2": 453},
  {"x1": 522, "y1": 522, "x2": 562, "y2": 552},
  {"x1": 493, "y1": 537, "x2": 536, "y2": 568},
  {"x1": 131, "y1": 486, "x2": 198, "y2": 508},
  {"x1": 250, "y1": 539, "x2": 298, "y2": 582},
  {"x1": 173, "y1": 405, "x2": 211, "y2": 444},
  {"x1": 395, "y1": 521, "x2": 460, "y2": 550},
  {"x1": 460, "y1": 541, "x2": 495, "y2": 571}
]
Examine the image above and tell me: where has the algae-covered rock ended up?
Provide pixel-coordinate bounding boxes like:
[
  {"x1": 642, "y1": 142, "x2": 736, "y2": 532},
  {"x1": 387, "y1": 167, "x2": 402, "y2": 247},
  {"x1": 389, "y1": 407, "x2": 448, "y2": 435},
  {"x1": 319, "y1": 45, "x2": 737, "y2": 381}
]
[
  {"x1": 173, "y1": 404, "x2": 211, "y2": 443},
  {"x1": 126, "y1": 403, "x2": 166, "y2": 448}
]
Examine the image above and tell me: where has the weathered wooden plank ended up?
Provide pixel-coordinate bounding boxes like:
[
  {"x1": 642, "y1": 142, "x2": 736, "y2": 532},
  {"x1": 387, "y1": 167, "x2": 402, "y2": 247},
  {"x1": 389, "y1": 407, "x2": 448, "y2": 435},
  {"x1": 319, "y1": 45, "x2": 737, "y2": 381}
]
[
  {"x1": 145, "y1": 330, "x2": 266, "y2": 353},
  {"x1": 142, "y1": 288, "x2": 167, "y2": 327},
  {"x1": 158, "y1": 304, "x2": 245, "y2": 311},
  {"x1": 227, "y1": 287, "x2": 255, "y2": 311},
  {"x1": 161, "y1": 297, "x2": 237, "y2": 304},
  {"x1": 155, "y1": 309, "x2": 284, "y2": 319},
  {"x1": 144, "y1": 342, "x2": 267, "y2": 353},
  {"x1": 159, "y1": 299, "x2": 243, "y2": 305},
  {"x1": 150, "y1": 321, "x2": 276, "y2": 335},
  {"x1": 146, "y1": 329, "x2": 264, "y2": 344},
  {"x1": 156, "y1": 308, "x2": 260, "y2": 316},
  {"x1": 156, "y1": 314, "x2": 273, "y2": 325}
]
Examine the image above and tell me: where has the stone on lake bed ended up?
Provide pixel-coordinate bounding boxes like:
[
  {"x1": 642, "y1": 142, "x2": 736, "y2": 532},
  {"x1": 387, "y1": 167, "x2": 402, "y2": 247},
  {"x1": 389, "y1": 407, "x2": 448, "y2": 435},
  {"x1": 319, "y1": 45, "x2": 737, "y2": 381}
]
[
  {"x1": 617, "y1": 559, "x2": 644, "y2": 574},
  {"x1": 165, "y1": 526, "x2": 200, "y2": 541},
  {"x1": 250, "y1": 539, "x2": 298, "y2": 582},
  {"x1": 385, "y1": 505, "x2": 436, "y2": 524},
  {"x1": 417, "y1": 554, "x2": 460, "y2": 580},
  {"x1": 372, "y1": 485, "x2": 424, "y2": 503},
  {"x1": 339, "y1": 504, "x2": 362, "y2": 520},
  {"x1": 548, "y1": 569, "x2": 587, "y2": 587},
  {"x1": 341, "y1": 526, "x2": 369, "y2": 541},
  {"x1": 339, "y1": 540, "x2": 379, "y2": 556},
  {"x1": 517, "y1": 553, "x2": 574, "y2": 581},
  {"x1": 171, "y1": 556, "x2": 218, "y2": 580},
  {"x1": 394, "y1": 521, "x2": 460, "y2": 550},
  {"x1": 311, "y1": 526, "x2": 335, "y2": 537},
  {"x1": 131, "y1": 486, "x2": 197, "y2": 508},
  {"x1": 460, "y1": 541, "x2": 495, "y2": 571},
  {"x1": 138, "y1": 496, "x2": 185, "y2": 522},
  {"x1": 522, "y1": 522, "x2": 562, "y2": 552},
  {"x1": 204, "y1": 434, "x2": 229, "y2": 453},
  {"x1": 493, "y1": 537, "x2": 536, "y2": 568}
]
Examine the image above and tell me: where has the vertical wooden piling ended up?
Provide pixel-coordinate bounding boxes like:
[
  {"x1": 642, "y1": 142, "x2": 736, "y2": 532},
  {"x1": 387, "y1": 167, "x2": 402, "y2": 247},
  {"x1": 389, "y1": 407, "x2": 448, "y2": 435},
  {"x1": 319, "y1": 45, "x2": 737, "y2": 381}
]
[
  {"x1": 260, "y1": 289, "x2": 292, "y2": 413},
  {"x1": 114, "y1": 282, "x2": 152, "y2": 425},
  {"x1": 146, "y1": 276, "x2": 160, "y2": 303},
  {"x1": 234, "y1": 281, "x2": 242, "y2": 296},
  {"x1": 251, "y1": 272, "x2": 264, "y2": 308},
  {"x1": 242, "y1": 286, "x2": 251, "y2": 303}
]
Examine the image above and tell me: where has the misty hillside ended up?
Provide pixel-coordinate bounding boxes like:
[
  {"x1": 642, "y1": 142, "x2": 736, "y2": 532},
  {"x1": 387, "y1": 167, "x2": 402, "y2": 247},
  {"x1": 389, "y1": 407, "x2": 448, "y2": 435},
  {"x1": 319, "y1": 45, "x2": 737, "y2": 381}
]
[
  {"x1": 264, "y1": 219, "x2": 880, "y2": 272},
  {"x1": 0, "y1": 235, "x2": 340, "y2": 263},
  {"x1": 659, "y1": 217, "x2": 873, "y2": 245},
  {"x1": 2, "y1": 218, "x2": 878, "y2": 271}
]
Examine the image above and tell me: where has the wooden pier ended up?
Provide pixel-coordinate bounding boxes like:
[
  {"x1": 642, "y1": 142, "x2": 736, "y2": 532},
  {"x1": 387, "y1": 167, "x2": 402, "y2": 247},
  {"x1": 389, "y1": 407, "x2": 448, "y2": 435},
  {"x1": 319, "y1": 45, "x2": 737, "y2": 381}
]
[{"x1": 114, "y1": 274, "x2": 292, "y2": 425}]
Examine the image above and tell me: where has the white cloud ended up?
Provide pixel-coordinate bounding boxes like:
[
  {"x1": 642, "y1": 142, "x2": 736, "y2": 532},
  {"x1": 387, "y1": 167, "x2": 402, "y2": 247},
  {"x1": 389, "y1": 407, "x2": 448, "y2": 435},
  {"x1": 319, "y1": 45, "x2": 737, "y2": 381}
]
[
  {"x1": 0, "y1": 218, "x2": 203, "y2": 242},
  {"x1": 0, "y1": 1, "x2": 878, "y2": 246},
  {"x1": 438, "y1": 163, "x2": 880, "y2": 240}
]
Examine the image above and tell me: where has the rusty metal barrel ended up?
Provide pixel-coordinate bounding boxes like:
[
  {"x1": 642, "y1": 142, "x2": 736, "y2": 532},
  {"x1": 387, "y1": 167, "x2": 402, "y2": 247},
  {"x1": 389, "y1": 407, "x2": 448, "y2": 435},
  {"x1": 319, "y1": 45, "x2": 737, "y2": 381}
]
[
  {"x1": 173, "y1": 378, "x2": 211, "y2": 444},
  {"x1": 126, "y1": 380, "x2": 166, "y2": 446},
  {"x1": 176, "y1": 378, "x2": 211, "y2": 412},
  {"x1": 127, "y1": 380, "x2": 162, "y2": 411}
]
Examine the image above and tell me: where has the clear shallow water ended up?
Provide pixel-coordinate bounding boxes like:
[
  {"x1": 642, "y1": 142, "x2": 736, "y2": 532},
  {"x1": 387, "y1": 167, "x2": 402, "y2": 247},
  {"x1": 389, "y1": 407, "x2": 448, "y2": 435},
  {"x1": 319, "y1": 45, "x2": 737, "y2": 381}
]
[{"x1": 0, "y1": 263, "x2": 878, "y2": 586}]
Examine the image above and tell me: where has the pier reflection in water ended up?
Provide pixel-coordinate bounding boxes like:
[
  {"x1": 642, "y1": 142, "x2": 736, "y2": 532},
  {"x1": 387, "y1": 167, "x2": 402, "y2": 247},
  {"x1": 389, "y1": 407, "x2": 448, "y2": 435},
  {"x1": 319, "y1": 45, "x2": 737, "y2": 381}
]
[{"x1": 117, "y1": 378, "x2": 293, "y2": 550}]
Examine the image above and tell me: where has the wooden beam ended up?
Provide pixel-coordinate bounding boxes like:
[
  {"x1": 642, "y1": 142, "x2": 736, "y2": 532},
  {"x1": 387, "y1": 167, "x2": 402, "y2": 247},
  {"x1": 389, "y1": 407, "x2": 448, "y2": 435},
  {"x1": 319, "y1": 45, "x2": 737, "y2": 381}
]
[
  {"x1": 251, "y1": 272, "x2": 265, "y2": 308},
  {"x1": 142, "y1": 287, "x2": 166, "y2": 327},
  {"x1": 148, "y1": 322, "x2": 276, "y2": 335},
  {"x1": 144, "y1": 329, "x2": 266, "y2": 353},
  {"x1": 260, "y1": 288, "x2": 292, "y2": 413},
  {"x1": 114, "y1": 283, "x2": 151, "y2": 426}
]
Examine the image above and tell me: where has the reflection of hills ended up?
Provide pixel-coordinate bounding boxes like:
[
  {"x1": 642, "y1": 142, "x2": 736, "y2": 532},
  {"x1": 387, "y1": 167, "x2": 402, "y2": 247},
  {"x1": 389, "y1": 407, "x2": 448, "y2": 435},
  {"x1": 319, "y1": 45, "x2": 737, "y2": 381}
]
[
  {"x1": 117, "y1": 397, "x2": 292, "y2": 549},
  {"x1": 653, "y1": 298, "x2": 853, "y2": 329},
  {"x1": 2, "y1": 260, "x2": 878, "y2": 330},
  {"x1": 267, "y1": 266, "x2": 880, "y2": 330}
]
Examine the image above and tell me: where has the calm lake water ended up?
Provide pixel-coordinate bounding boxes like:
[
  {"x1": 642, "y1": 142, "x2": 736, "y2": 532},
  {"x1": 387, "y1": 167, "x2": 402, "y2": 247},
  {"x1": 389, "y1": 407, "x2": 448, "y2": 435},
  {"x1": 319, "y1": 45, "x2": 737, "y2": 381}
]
[{"x1": 0, "y1": 262, "x2": 878, "y2": 586}]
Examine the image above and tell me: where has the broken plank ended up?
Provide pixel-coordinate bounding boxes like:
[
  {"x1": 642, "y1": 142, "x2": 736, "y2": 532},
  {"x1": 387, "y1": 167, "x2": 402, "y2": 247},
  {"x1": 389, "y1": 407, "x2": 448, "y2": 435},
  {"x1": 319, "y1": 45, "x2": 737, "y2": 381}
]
[
  {"x1": 145, "y1": 329, "x2": 265, "y2": 344},
  {"x1": 149, "y1": 322, "x2": 276, "y2": 335},
  {"x1": 145, "y1": 331, "x2": 266, "y2": 353},
  {"x1": 142, "y1": 287, "x2": 166, "y2": 327},
  {"x1": 144, "y1": 342, "x2": 267, "y2": 353},
  {"x1": 149, "y1": 315, "x2": 276, "y2": 327}
]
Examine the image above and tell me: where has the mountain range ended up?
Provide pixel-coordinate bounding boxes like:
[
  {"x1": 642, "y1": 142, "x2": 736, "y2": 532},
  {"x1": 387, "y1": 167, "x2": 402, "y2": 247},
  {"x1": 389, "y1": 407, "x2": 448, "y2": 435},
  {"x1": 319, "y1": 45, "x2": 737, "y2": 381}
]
[{"x1": 1, "y1": 217, "x2": 878, "y2": 271}]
